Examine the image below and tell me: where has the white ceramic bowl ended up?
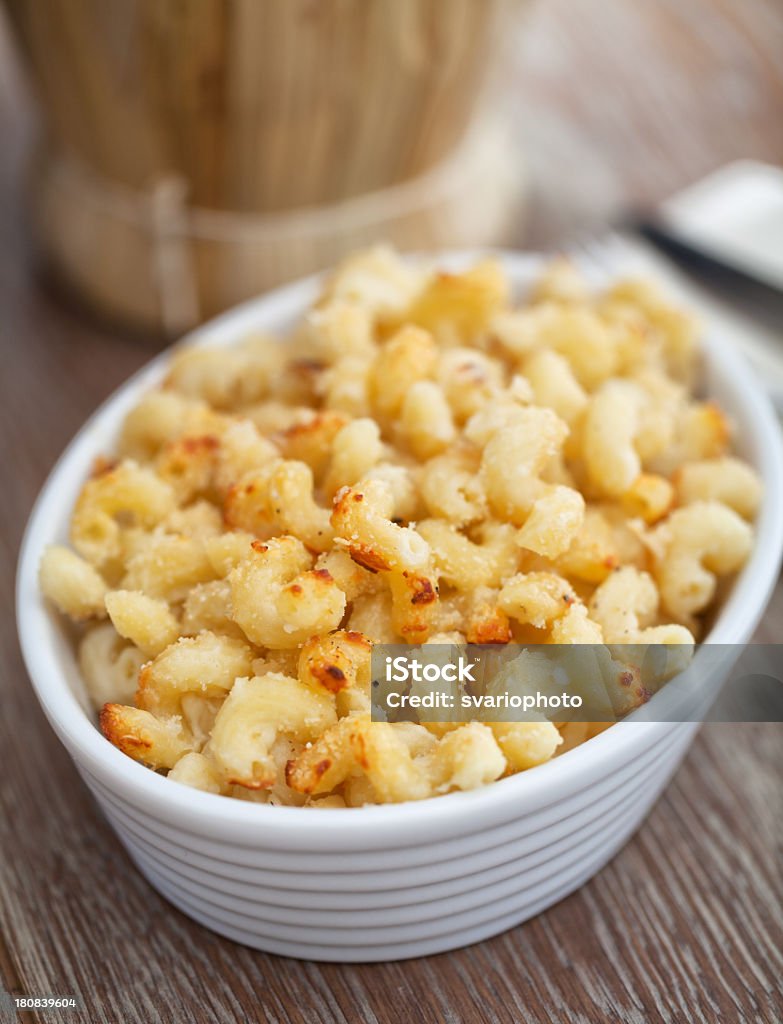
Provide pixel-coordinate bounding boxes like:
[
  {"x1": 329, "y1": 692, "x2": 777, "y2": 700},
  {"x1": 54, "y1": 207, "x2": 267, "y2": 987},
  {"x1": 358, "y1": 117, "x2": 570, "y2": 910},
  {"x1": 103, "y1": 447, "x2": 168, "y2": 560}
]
[{"x1": 16, "y1": 253, "x2": 783, "y2": 962}]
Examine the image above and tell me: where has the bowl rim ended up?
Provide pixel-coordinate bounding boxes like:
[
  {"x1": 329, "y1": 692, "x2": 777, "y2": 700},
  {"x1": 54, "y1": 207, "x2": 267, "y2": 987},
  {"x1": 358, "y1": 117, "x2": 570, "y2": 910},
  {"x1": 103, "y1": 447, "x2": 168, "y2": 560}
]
[{"x1": 15, "y1": 250, "x2": 783, "y2": 841}]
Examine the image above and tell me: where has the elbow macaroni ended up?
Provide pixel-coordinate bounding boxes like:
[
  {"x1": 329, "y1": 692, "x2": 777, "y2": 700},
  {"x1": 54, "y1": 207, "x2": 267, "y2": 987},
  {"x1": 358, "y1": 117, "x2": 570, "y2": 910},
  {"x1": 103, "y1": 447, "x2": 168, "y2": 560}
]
[{"x1": 39, "y1": 247, "x2": 760, "y2": 806}]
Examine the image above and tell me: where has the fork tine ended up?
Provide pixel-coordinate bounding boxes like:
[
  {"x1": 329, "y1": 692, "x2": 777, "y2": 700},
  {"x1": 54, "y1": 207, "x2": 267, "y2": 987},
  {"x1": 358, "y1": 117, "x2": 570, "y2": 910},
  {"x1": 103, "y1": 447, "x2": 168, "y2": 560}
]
[
  {"x1": 565, "y1": 231, "x2": 654, "y2": 286},
  {"x1": 562, "y1": 231, "x2": 616, "y2": 284}
]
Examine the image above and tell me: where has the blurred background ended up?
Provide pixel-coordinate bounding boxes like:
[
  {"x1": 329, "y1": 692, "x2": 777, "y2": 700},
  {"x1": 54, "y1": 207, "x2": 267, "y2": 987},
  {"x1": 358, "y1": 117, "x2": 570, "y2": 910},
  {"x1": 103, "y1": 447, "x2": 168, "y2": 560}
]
[{"x1": 1, "y1": 0, "x2": 781, "y2": 336}]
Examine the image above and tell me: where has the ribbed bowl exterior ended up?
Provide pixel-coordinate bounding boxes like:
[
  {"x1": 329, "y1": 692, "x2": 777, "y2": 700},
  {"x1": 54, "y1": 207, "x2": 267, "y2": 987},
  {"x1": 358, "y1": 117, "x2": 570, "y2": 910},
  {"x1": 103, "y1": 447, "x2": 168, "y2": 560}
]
[{"x1": 68, "y1": 723, "x2": 697, "y2": 961}]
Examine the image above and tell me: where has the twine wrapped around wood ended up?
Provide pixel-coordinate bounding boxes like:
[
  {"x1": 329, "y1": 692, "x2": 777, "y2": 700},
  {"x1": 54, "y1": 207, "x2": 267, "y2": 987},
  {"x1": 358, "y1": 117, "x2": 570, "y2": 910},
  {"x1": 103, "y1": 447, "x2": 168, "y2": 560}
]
[
  {"x1": 31, "y1": 120, "x2": 525, "y2": 333},
  {"x1": 148, "y1": 177, "x2": 200, "y2": 335}
]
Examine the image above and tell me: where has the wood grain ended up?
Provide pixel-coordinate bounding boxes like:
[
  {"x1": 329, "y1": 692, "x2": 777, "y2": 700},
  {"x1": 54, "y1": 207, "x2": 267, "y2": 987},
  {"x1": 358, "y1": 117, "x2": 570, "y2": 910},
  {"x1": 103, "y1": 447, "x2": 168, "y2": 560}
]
[
  {"x1": 5, "y1": 0, "x2": 516, "y2": 210},
  {"x1": 1, "y1": 1, "x2": 781, "y2": 1023}
]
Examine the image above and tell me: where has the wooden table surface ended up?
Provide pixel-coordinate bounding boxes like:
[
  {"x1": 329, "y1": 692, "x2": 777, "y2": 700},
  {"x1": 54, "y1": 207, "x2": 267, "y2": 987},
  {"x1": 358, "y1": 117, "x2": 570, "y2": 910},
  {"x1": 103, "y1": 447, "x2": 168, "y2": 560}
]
[{"x1": 1, "y1": 1, "x2": 781, "y2": 1022}]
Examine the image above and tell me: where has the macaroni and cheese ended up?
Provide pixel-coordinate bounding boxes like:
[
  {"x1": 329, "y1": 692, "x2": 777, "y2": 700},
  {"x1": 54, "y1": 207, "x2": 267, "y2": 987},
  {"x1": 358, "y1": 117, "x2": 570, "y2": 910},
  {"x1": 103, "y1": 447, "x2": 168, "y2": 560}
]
[{"x1": 39, "y1": 248, "x2": 760, "y2": 806}]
